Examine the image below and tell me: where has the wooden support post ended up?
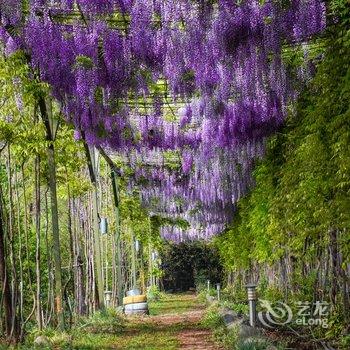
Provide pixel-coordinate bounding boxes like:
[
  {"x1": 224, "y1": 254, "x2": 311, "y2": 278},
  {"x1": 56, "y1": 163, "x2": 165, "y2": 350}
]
[
  {"x1": 38, "y1": 96, "x2": 65, "y2": 330},
  {"x1": 111, "y1": 170, "x2": 123, "y2": 306},
  {"x1": 131, "y1": 230, "x2": 137, "y2": 290},
  {"x1": 84, "y1": 144, "x2": 105, "y2": 310}
]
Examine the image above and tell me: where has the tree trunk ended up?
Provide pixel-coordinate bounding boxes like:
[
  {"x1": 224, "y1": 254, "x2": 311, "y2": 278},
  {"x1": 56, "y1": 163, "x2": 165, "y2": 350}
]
[
  {"x1": 130, "y1": 228, "x2": 137, "y2": 290},
  {"x1": 67, "y1": 183, "x2": 75, "y2": 316},
  {"x1": 83, "y1": 143, "x2": 104, "y2": 310},
  {"x1": 38, "y1": 96, "x2": 65, "y2": 329},
  {"x1": 14, "y1": 167, "x2": 24, "y2": 335},
  {"x1": 47, "y1": 144, "x2": 65, "y2": 329},
  {"x1": 0, "y1": 183, "x2": 14, "y2": 341},
  {"x1": 44, "y1": 189, "x2": 53, "y2": 327},
  {"x1": 111, "y1": 170, "x2": 123, "y2": 306},
  {"x1": 5, "y1": 146, "x2": 19, "y2": 340},
  {"x1": 21, "y1": 165, "x2": 33, "y2": 293},
  {"x1": 35, "y1": 156, "x2": 43, "y2": 330},
  {"x1": 329, "y1": 228, "x2": 339, "y2": 307},
  {"x1": 74, "y1": 200, "x2": 86, "y2": 315}
]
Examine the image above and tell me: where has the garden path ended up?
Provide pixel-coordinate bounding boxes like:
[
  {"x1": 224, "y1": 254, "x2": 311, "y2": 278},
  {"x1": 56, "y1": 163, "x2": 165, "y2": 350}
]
[{"x1": 126, "y1": 293, "x2": 223, "y2": 350}]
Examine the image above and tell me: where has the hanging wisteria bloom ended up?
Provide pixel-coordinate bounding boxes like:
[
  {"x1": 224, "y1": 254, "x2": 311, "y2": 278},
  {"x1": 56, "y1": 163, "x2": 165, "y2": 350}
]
[{"x1": 0, "y1": 0, "x2": 327, "y2": 241}]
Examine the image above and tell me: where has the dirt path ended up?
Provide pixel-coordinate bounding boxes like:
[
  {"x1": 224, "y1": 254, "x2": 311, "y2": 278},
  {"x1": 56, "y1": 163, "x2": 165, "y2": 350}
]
[
  {"x1": 129, "y1": 294, "x2": 223, "y2": 350},
  {"x1": 150, "y1": 309, "x2": 221, "y2": 349},
  {"x1": 177, "y1": 329, "x2": 220, "y2": 350}
]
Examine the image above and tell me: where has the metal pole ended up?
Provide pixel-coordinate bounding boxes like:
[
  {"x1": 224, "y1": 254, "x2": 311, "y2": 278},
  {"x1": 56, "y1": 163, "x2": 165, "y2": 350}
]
[
  {"x1": 151, "y1": 251, "x2": 157, "y2": 287},
  {"x1": 148, "y1": 244, "x2": 153, "y2": 288},
  {"x1": 105, "y1": 261, "x2": 109, "y2": 290},
  {"x1": 91, "y1": 148, "x2": 105, "y2": 310},
  {"x1": 216, "y1": 283, "x2": 221, "y2": 301},
  {"x1": 245, "y1": 284, "x2": 257, "y2": 327},
  {"x1": 92, "y1": 179, "x2": 105, "y2": 310},
  {"x1": 249, "y1": 299, "x2": 257, "y2": 327},
  {"x1": 104, "y1": 291, "x2": 112, "y2": 308},
  {"x1": 111, "y1": 170, "x2": 123, "y2": 306},
  {"x1": 131, "y1": 230, "x2": 137, "y2": 289}
]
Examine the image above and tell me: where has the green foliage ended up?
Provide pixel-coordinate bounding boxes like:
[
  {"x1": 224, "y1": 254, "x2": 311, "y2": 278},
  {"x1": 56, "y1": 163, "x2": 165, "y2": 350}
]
[
  {"x1": 150, "y1": 214, "x2": 190, "y2": 245},
  {"x1": 221, "y1": 301, "x2": 249, "y2": 316},
  {"x1": 74, "y1": 55, "x2": 94, "y2": 70},
  {"x1": 147, "y1": 285, "x2": 165, "y2": 301},
  {"x1": 236, "y1": 340, "x2": 274, "y2": 350},
  {"x1": 340, "y1": 334, "x2": 350, "y2": 349},
  {"x1": 324, "y1": 304, "x2": 349, "y2": 342},
  {"x1": 222, "y1": 283, "x2": 248, "y2": 305},
  {"x1": 215, "y1": 1, "x2": 350, "y2": 344},
  {"x1": 160, "y1": 241, "x2": 223, "y2": 292},
  {"x1": 24, "y1": 327, "x2": 71, "y2": 349},
  {"x1": 216, "y1": 0, "x2": 350, "y2": 267},
  {"x1": 201, "y1": 304, "x2": 225, "y2": 328},
  {"x1": 258, "y1": 285, "x2": 284, "y2": 304},
  {"x1": 76, "y1": 309, "x2": 125, "y2": 334},
  {"x1": 0, "y1": 32, "x2": 166, "y2": 343},
  {"x1": 148, "y1": 293, "x2": 200, "y2": 316},
  {"x1": 197, "y1": 288, "x2": 215, "y2": 303},
  {"x1": 201, "y1": 304, "x2": 279, "y2": 350}
]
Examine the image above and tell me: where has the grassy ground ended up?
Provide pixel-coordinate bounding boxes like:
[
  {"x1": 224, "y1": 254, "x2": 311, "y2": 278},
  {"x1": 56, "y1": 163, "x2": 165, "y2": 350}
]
[
  {"x1": 70, "y1": 326, "x2": 179, "y2": 350},
  {"x1": 1, "y1": 294, "x2": 217, "y2": 350},
  {"x1": 66, "y1": 294, "x2": 213, "y2": 349},
  {"x1": 148, "y1": 293, "x2": 203, "y2": 316}
]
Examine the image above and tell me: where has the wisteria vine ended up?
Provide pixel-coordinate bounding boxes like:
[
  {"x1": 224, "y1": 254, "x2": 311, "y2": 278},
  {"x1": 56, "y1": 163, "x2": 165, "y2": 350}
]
[{"x1": 0, "y1": 0, "x2": 326, "y2": 241}]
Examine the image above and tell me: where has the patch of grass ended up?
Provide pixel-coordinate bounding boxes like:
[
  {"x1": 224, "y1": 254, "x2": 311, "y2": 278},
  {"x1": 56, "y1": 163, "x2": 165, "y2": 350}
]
[
  {"x1": 147, "y1": 285, "x2": 166, "y2": 302},
  {"x1": 197, "y1": 288, "x2": 218, "y2": 303},
  {"x1": 69, "y1": 312, "x2": 183, "y2": 350},
  {"x1": 0, "y1": 294, "x2": 209, "y2": 350},
  {"x1": 201, "y1": 303, "x2": 285, "y2": 350},
  {"x1": 201, "y1": 303, "x2": 224, "y2": 328},
  {"x1": 220, "y1": 300, "x2": 249, "y2": 315},
  {"x1": 76, "y1": 308, "x2": 125, "y2": 334},
  {"x1": 236, "y1": 340, "x2": 272, "y2": 350},
  {"x1": 71, "y1": 331, "x2": 178, "y2": 350},
  {"x1": 201, "y1": 303, "x2": 238, "y2": 348},
  {"x1": 149, "y1": 293, "x2": 202, "y2": 316}
]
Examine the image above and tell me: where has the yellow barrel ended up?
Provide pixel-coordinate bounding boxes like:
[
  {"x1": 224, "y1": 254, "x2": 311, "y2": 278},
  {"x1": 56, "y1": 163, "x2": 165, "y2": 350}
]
[{"x1": 123, "y1": 294, "x2": 147, "y2": 305}]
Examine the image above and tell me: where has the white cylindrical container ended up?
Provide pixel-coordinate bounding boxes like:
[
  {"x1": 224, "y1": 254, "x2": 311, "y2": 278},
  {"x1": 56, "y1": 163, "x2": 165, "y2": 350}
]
[
  {"x1": 135, "y1": 240, "x2": 140, "y2": 253},
  {"x1": 126, "y1": 289, "x2": 141, "y2": 297},
  {"x1": 151, "y1": 251, "x2": 157, "y2": 261},
  {"x1": 100, "y1": 217, "x2": 108, "y2": 235},
  {"x1": 104, "y1": 291, "x2": 112, "y2": 308},
  {"x1": 124, "y1": 302, "x2": 149, "y2": 315}
]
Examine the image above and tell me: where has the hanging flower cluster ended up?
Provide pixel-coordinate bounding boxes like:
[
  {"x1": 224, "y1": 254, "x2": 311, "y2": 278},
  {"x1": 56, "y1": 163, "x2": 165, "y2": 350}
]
[
  {"x1": 0, "y1": 0, "x2": 326, "y2": 241},
  {"x1": 126, "y1": 138, "x2": 264, "y2": 240}
]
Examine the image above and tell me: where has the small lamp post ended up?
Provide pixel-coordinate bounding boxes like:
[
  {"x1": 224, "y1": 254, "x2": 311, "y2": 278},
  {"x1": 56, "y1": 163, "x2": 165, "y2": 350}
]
[
  {"x1": 245, "y1": 283, "x2": 257, "y2": 327},
  {"x1": 207, "y1": 280, "x2": 210, "y2": 292},
  {"x1": 150, "y1": 251, "x2": 158, "y2": 287},
  {"x1": 135, "y1": 240, "x2": 140, "y2": 253},
  {"x1": 151, "y1": 251, "x2": 157, "y2": 261},
  {"x1": 100, "y1": 217, "x2": 108, "y2": 235},
  {"x1": 216, "y1": 283, "x2": 221, "y2": 301},
  {"x1": 104, "y1": 291, "x2": 112, "y2": 308}
]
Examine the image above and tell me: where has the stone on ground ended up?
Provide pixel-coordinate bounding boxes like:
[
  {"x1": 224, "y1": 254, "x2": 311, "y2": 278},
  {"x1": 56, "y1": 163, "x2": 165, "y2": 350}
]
[{"x1": 34, "y1": 335, "x2": 51, "y2": 348}]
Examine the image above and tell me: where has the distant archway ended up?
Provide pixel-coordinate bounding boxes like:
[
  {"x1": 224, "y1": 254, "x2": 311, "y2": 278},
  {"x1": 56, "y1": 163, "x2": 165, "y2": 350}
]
[{"x1": 160, "y1": 241, "x2": 223, "y2": 292}]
